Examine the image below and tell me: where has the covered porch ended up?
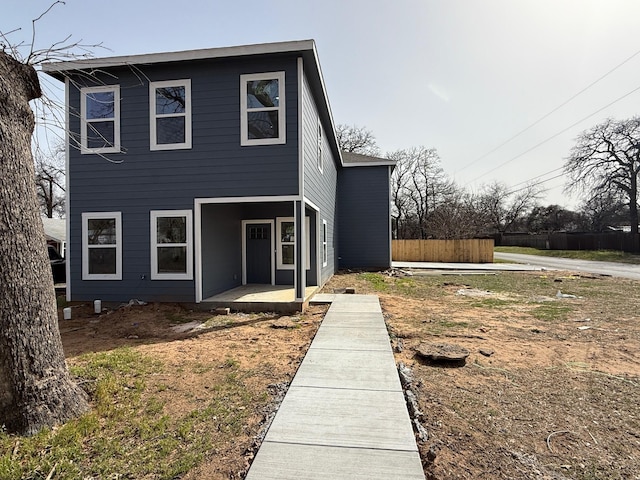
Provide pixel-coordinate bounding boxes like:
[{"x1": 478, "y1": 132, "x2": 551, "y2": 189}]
[
  {"x1": 200, "y1": 284, "x2": 320, "y2": 313},
  {"x1": 195, "y1": 196, "x2": 321, "y2": 308}
]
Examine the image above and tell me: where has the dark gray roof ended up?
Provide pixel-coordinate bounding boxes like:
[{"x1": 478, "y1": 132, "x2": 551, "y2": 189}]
[{"x1": 341, "y1": 151, "x2": 396, "y2": 167}]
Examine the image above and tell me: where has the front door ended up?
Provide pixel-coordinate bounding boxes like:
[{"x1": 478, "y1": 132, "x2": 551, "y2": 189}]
[{"x1": 245, "y1": 223, "x2": 271, "y2": 284}]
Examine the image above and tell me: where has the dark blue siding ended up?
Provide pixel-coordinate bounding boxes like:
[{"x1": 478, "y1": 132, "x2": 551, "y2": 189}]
[
  {"x1": 337, "y1": 166, "x2": 392, "y2": 269},
  {"x1": 67, "y1": 55, "x2": 300, "y2": 302},
  {"x1": 201, "y1": 204, "x2": 242, "y2": 298},
  {"x1": 301, "y1": 72, "x2": 338, "y2": 284}
]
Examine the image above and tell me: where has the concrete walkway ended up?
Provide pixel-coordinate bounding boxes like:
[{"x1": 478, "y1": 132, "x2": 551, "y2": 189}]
[{"x1": 245, "y1": 294, "x2": 425, "y2": 480}]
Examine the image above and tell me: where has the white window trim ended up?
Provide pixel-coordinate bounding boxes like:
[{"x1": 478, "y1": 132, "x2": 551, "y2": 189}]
[
  {"x1": 317, "y1": 120, "x2": 323, "y2": 174},
  {"x1": 150, "y1": 210, "x2": 193, "y2": 280},
  {"x1": 82, "y1": 211, "x2": 122, "y2": 280},
  {"x1": 80, "y1": 85, "x2": 120, "y2": 154},
  {"x1": 240, "y1": 71, "x2": 286, "y2": 146},
  {"x1": 322, "y1": 219, "x2": 328, "y2": 267},
  {"x1": 276, "y1": 216, "x2": 310, "y2": 270},
  {"x1": 149, "y1": 79, "x2": 192, "y2": 151}
]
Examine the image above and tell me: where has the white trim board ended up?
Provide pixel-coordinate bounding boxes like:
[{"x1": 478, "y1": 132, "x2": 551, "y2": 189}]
[
  {"x1": 150, "y1": 209, "x2": 193, "y2": 280},
  {"x1": 149, "y1": 79, "x2": 192, "y2": 151},
  {"x1": 196, "y1": 195, "x2": 300, "y2": 206},
  {"x1": 42, "y1": 40, "x2": 316, "y2": 73},
  {"x1": 81, "y1": 211, "x2": 122, "y2": 281},
  {"x1": 194, "y1": 195, "x2": 301, "y2": 303}
]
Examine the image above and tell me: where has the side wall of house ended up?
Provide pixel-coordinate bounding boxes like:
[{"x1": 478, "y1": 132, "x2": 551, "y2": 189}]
[
  {"x1": 67, "y1": 56, "x2": 299, "y2": 302},
  {"x1": 301, "y1": 69, "x2": 338, "y2": 285},
  {"x1": 337, "y1": 166, "x2": 392, "y2": 269}
]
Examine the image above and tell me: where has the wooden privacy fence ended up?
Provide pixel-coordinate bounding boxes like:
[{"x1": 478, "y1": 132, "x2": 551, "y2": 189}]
[{"x1": 392, "y1": 239, "x2": 494, "y2": 263}]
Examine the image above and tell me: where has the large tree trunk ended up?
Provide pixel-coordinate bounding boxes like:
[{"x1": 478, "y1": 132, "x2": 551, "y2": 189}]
[{"x1": 0, "y1": 51, "x2": 89, "y2": 435}]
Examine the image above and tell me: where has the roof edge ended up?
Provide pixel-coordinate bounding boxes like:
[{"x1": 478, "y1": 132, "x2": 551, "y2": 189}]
[
  {"x1": 341, "y1": 151, "x2": 396, "y2": 167},
  {"x1": 343, "y1": 161, "x2": 396, "y2": 167},
  {"x1": 41, "y1": 39, "x2": 316, "y2": 73}
]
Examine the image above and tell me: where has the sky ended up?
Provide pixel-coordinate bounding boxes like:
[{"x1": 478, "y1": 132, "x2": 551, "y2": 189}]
[{"x1": 4, "y1": 0, "x2": 640, "y2": 209}]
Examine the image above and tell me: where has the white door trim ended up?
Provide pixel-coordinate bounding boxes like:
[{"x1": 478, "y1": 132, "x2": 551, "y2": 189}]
[{"x1": 242, "y1": 219, "x2": 275, "y2": 285}]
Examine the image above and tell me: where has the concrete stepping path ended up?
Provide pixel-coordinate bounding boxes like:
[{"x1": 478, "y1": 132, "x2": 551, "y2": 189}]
[{"x1": 245, "y1": 294, "x2": 425, "y2": 480}]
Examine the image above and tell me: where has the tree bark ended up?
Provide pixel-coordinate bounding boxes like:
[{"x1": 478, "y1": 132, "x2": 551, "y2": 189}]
[{"x1": 0, "y1": 51, "x2": 88, "y2": 435}]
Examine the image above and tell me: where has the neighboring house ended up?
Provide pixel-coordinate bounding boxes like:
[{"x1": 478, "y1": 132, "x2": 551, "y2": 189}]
[
  {"x1": 41, "y1": 217, "x2": 66, "y2": 257},
  {"x1": 42, "y1": 40, "x2": 394, "y2": 305}
]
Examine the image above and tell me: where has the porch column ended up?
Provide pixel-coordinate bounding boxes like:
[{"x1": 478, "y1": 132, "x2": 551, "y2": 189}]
[{"x1": 295, "y1": 200, "x2": 305, "y2": 301}]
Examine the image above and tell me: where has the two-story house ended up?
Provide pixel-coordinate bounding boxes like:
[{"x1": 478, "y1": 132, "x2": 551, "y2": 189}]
[{"x1": 42, "y1": 40, "x2": 394, "y2": 310}]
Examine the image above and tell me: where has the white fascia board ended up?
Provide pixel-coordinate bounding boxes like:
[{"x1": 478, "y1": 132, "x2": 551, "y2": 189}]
[
  {"x1": 343, "y1": 161, "x2": 397, "y2": 167},
  {"x1": 41, "y1": 40, "x2": 316, "y2": 74},
  {"x1": 309, "y1": 43, "x2": 343, "y2": 167}
]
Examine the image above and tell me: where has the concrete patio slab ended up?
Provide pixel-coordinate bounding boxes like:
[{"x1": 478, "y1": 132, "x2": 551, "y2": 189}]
[
  {"x1": 310, "y1": 293, "x2": 337, "y2": 304},
  {"x1": 265, "y1": 386, "x2": 417, "y2": 451},
  {"x1": 244, "y1": 442, "x2": 425, "y2": 480},
  {"x1": 291, "y1": 348, "x2": 402, "y2": 391},
  {"x1": 327, "y1": 295, "x2": 382, "y2": 313}
]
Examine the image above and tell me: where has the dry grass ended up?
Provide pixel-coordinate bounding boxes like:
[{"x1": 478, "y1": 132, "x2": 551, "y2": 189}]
[{"x1": 324, "y1": 270, "x2": 640, "y2": 480}]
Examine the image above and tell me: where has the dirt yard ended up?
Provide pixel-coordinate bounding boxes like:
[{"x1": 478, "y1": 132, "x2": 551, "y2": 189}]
[
  {"x1": 325, "y1": 271, "x2": 640, "y2": 480},
  {"x1": 53, "y1": 269, "x2": 640, "y2": 479},
  {"x1": 57, "y1": 301, "x2": 327, "y2": 479}
]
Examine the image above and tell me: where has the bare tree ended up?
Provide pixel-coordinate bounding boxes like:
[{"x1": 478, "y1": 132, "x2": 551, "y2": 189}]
[
  {"x1": 389, "y1": 151, "x2": 413, "y2": 239},
  {"x1": 390, "y1": 147, "x2": 453, "y2": 239},
  {"x1": 428, "y1": 188, "x2": 486, "y2": 239},
  {"x1": 35, "y1": 142, "x2": 65, "y2": 218},
  {"x1": 579, "y1": 190, "x2": 629, "y2": 232},
  {"x1": 0, "y1": 5, "x2": 90, "y2": 435},
  {"x1": 564, "y1": 117, "x2": 640, "y2": 234},
  {"x1": 336, "y1": 124, "x2": 380, "y2": 155},
  {"x1": 477, "y1": 181, "x2": 541, "y2": 234}
]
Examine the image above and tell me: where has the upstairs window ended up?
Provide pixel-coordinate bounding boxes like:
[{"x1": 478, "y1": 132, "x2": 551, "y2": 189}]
[
  {"x1": 150, "y1": 79, "x2": 192, "y2": 150},
  {"x1": 82, "y1": 212, "x2": 122, "y2": 280},
  {"x1": 81, "y1": 86, "x2": 120, "y2": 154},
  {"x1": 240, "y1": 71, "x2": 286, "y2": 146},
  {"x1": 150, "y1": 210, "x2": 193, "y2": 280}
]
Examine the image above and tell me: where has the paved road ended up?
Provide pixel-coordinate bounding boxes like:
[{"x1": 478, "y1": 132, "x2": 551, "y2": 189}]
[{"x1": 494, "y1": 252, "x2": 640, "y2": 280}]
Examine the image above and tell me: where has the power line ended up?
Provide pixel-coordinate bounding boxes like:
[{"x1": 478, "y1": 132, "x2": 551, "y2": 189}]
[
  {"x1": 455, "y1": 46, "x2": 640, "y2": 174},
  {"x1": 506, "y1": 172, "x2": 566, "y2": 196},
  {"x1": 508, "y1": 166, "x2": 565, "y2": 190},
  {"x1": 466, "y1": 82, "x2": 640, "y2": 185}
]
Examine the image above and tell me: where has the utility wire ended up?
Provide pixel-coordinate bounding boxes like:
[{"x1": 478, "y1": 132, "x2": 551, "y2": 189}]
[
  {"x1": 456, "y1": 46, "x2": 640, "y2": 174},
  {"x1": 466, "y1": 82, "x2": 640, "y2": 185},
  {"x1": 506, "y1": 172, "x2": 566, "y2": 196},
  {"x1": 508, "y1": 166, "x2": 565, "y2": 189}
]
